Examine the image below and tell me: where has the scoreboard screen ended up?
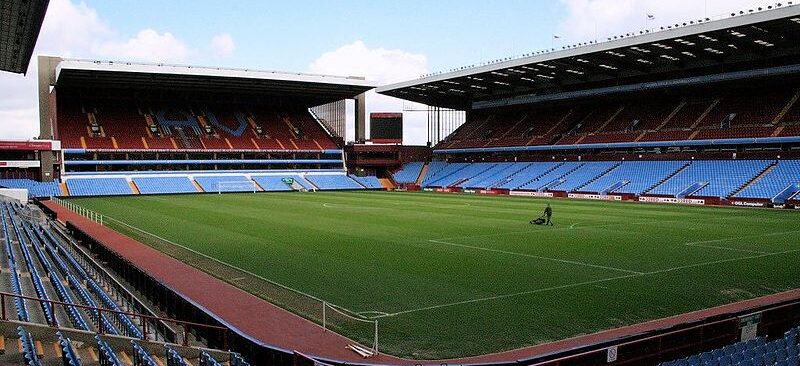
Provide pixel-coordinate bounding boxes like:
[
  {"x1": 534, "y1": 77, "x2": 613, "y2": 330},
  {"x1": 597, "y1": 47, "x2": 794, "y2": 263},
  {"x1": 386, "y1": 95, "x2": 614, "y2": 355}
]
[{"x1": 370, "y1": 113, "x2": 403, "y2": 144}]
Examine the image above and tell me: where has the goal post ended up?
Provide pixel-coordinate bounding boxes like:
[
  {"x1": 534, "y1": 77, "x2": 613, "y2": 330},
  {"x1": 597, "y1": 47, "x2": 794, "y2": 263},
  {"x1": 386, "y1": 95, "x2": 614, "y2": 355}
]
[{"x1": 216, "y1": 181, "x2": 258, "y2": 194}]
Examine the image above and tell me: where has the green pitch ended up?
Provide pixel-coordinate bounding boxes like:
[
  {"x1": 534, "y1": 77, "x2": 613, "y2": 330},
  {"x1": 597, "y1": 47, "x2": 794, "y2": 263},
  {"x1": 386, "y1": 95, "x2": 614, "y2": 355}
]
[{"x1": 69, "y1": 192, "x2": 800, "y2": 359}]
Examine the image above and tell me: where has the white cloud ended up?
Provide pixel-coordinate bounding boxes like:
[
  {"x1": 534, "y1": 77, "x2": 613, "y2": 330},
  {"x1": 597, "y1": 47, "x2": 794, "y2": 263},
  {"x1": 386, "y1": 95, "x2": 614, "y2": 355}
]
[
  {"x1": 0, "y1": 0, "x2": 206, "y2": 139},
  {"x1": 210, "y1": 33, "x2": 236, "y2": 59},
  {"x1": 93, "y1": 29, "x2": 190, "y2": 63},
  {"x1": 36, "y1": 0, "x2": 113, "y2": 58},
  {"x1": 557, "y1": 0, "x2": 771, "y2": 43},
  {"x1": 308, "y1": 41, "x2": 430, "y2": 145}
]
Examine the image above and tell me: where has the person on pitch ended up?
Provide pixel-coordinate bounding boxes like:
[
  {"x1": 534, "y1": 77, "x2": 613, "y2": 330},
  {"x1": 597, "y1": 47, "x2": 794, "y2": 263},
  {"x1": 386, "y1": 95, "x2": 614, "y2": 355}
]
[
  {"x1": 544, "y1": 203, "x2": 553, "y2": 226},
  {"x1": 529, "y1": 203, "x2": 554, "y2": 226}
]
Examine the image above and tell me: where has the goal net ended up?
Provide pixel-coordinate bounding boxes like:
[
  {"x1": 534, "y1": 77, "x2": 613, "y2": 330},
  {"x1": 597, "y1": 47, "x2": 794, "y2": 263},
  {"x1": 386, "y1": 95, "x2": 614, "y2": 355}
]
[{"x1": 216, "y1": 181, "x2": 258, "y2": 194}]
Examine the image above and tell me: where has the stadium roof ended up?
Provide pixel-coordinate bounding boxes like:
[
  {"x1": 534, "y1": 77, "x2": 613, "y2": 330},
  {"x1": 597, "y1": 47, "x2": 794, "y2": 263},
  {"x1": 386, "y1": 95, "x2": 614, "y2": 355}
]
[
  {"x1": 53, "y1": 59, "x2": 376, "y2": 106},
  {"x1": 377, "y1": 4, "x2": 800, "y2": 110},
  {"x1": 0, "y1": 0, "x2": 49, "y2": 74}
]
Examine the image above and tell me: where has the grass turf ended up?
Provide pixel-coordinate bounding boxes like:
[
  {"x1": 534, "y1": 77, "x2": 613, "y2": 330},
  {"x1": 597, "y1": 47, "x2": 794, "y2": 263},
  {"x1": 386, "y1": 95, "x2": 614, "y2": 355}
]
[{"x1": 69, "y1": 191, "x2": 800, "y2": 359}]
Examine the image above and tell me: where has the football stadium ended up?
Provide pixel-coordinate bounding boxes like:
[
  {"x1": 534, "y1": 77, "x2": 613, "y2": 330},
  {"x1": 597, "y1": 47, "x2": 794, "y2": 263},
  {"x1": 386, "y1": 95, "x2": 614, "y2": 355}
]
[{"x1": 0, "y1": 1, "x2": 799, "y2": 365}]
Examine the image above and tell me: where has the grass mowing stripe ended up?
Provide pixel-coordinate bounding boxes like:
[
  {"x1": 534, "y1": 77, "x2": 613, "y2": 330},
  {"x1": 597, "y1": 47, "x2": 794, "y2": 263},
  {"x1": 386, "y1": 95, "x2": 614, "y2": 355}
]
[{"x1": 68, "y1": 191, "x2": 800, "y2": 359}]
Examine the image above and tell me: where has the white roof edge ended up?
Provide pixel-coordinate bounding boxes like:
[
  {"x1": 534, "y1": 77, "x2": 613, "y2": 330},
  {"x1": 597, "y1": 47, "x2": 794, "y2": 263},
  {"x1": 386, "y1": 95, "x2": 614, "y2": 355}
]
[
  {"x1": 376, "y1": 4, "x2": 800, "y2": 93},
  {"x1": 55, "y1": 59, "x2": 378, "y2": 88}
]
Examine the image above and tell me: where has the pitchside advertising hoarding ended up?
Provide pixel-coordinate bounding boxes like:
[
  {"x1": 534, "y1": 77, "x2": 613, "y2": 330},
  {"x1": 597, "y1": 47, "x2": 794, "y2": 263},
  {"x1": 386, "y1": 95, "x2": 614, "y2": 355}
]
[{"x1": 369, "y1": 113, "x2": 402, "y2": 144}]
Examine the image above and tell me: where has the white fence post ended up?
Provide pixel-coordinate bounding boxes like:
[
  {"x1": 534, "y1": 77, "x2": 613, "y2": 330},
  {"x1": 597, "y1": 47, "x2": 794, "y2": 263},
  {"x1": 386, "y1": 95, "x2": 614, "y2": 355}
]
[{"x1": 322, "y1": 302, "x2": 327, "y2": 330}]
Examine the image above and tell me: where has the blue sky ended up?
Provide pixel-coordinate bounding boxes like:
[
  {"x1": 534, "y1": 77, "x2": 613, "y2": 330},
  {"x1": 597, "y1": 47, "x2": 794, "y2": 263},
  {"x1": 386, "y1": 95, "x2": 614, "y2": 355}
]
[
  {"x1": 85, "y1": 1, "x2": 565, "y2": 73},
  {"x1": 0, "y1": 0, "x2": 771, "y2": 143}
]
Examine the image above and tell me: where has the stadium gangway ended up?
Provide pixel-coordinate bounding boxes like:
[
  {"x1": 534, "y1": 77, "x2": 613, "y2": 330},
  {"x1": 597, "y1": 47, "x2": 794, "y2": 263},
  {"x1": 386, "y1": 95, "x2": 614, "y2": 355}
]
[
  {"x1": 772, "y1": 183, "x2": 800, "y2": 204},
  {"x1": 25, "y1": 223, "x2": 91, "y2": 330},
  {"x1": 676, "y1": 182, "x2": 709, "y2": 199},
  {"x1": 28, "y1": 213, "x2": 143, "y2": 338},
  {"x1": 6, "y1": 205, "x2": 57, "y2": 326},
  {"x1": 36, "y1": 220, "x2": 119, "y2": 334},
  {"x1": 1, "y1": 209, "x2": 29, "y2": 322},
  {"x1": 0, "y1": 291, "x2": 230, "y2": 349}
]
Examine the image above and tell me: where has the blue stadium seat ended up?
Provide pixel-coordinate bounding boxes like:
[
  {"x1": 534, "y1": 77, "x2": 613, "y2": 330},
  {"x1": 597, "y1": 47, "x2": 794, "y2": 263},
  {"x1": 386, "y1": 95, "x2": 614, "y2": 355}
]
[
  {"x1": 305, "y1": 174, "x2": 363, "y2": 190},
  {"x1": 132, "y1": 176, "x2": 199, "y2": 194},
  {"x1": 548, "y1": 161, "x2": 620, "y2": 192},
  {"x1": 493, "y1": 162, "x2": 557, "y2": 190},
  {"x1": 737, "y1": 160, "x2": 800, "y2": 201},
  {"x1": 393, "y1": 162, "x2": 425, "y2": 184},
  {"x1": 519, "y1": 162, "x2": 583, "y2": 191},
  {"x1": 0, "y1": 178, "x2": 62, "y2": 198},
  {"x1": 66, "y1": 178, "x2": 133, "y2": 196},
  {"x1": 648, "y1": 160, "x2": 772, "y2": 198},
  {"x1": 580, "y1": 161, "x2": 688, "y2": 194},
  {"x1": 349, "y1": 175, "x2": 383, "y2": 189}
]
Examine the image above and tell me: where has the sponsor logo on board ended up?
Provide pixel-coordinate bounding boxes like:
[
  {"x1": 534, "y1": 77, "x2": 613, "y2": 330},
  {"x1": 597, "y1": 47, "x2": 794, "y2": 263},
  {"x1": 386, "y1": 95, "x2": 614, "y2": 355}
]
[
  {"x1": 509, "y1": 191, "x2": 554, "y2": 197},
  {"x1": 732, "y1": 200, "x2": 767, "y2": 207},
  {"x1": 639, "y1": 196, "x2": 705, "y2": 205},
  {"x1": 568, "y1": 193, "x2": 622, "y2": 201}
]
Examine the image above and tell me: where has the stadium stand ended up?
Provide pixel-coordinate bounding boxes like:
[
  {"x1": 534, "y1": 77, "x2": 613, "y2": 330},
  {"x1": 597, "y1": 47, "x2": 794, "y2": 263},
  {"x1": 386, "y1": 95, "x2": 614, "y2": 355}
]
[
  {"x1": 493, "y1": 162, "x2": 559, "y2": 190},
  {"x1": 251, "y1": 175, "x2": 295, "y2": 192},
  {"x1": 392, "y1": 162, "x2": 425, "y2": 184},
  {"x1": 57, "y1": 99, "x2": 339, "y2": 152},
  {"x1": 65, "y1": 178, "x2": 133, "y2": 196},
  {"x1": 0, "y1": 179, "x2": 61, "y2": 198},
  {"x1": 736, "y1": 160, "x2": 800, "y2": 203},
  {"x1": 305, "y1": 174, "x2": 363, "y2": 190},
  {"x1": 458, "y1": 162, "x2": 518, "y2": 188},
  {"x1": 132, "y1": 176, "x2": 199, "y2": 194},
  {"x1": 647, "y1": 160, "x2": 773, "y2": 198},
  {"x1": 350, "y1": 175, "x2": 383, "y2": 189},
  {"x1": 405, "y1": 160, "x2": 800, "y2": 201},
  {"x1": 0, "y1": 200, "x2": 243, "y2": 365},
  {"x1": 658, "y1": 326, "x2": 799, "y2": 366},
  {"x1": 579, "y1": 161, "x2": 689, "y2": 195},
  {"x1": 194, "y1": 175, "x2": 257, "y2": 193},
  {"x1": 429, "y1": 86, "x2": 800, "y2": 151},
  {"x1": 548, "y1": 161, "x2": 620, "y2": 192}
]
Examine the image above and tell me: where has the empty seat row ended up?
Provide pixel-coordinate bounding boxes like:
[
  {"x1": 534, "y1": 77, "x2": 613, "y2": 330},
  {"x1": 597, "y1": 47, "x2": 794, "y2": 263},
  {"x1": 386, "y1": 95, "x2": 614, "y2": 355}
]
[
  {"x1": 66, "y1": 178, "x2": 132, "y2": 196},
  {"x1": 1, "y1": 202, "x2": 250, "y2": 365},
  {"x1": 350, "y1": 175, "x2": 383, "y2": 189},
  {"x1": 648, "y1": 160, "x2": 772, "y2": 198},
  {"x1": 305, "y1": 174, "x2": 363, "y2": 190},
  {"x1": 659, "y1": 326, "x2": 799, "y2": 366},
  {"x1": 411, "y1": 160, "x2": 799, "y2": 200},
  {"x1": 393, "y1": 162, "x2": 425, "y2": 184}
]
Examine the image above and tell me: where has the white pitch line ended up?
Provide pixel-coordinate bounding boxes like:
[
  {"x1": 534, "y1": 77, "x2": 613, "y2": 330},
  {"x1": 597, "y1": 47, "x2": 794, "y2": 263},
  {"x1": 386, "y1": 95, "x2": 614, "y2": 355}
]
[
  {"x1": 378, "y1": 235, "x2": 800, "y2": 318},
  {"x1": 682, "y1": 229, "x2": 800, "y2": 254},
  {"x1": 427, "y1": 239, "x2": 644, "y2": 275},
  {"x1": 685, "y1": 243, "x2": 769, "y2": 254},
  {"x1": 373, "y1": 273, "x2": 639, "y2": 318}
]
